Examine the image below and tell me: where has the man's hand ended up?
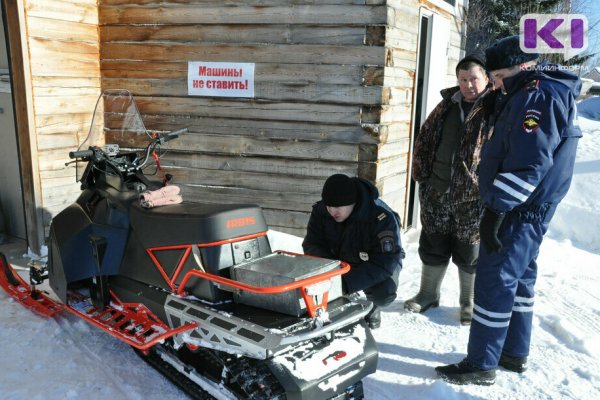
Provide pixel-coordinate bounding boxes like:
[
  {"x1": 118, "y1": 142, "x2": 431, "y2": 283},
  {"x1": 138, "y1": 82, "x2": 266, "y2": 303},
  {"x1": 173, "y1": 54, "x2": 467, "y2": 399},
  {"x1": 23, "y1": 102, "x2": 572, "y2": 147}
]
[{"x1": 480, "y1": 208, "x2": 506, "y2": 253}]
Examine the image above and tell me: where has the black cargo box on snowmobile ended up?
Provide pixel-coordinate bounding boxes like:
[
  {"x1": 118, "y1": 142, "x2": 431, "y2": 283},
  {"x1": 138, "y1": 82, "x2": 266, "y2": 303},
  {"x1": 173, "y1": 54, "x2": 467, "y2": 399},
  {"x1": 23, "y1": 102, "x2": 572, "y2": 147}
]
[{"x1": 119, "y1": 202, "x2": 271, "y2": 302}]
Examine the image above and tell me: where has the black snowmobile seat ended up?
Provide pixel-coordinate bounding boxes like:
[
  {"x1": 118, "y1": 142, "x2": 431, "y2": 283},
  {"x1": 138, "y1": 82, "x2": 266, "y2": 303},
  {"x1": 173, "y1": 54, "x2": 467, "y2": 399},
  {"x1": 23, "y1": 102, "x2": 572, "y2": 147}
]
[{"x1": 129, "y1": 201, "x2": 268, "y2": 247}]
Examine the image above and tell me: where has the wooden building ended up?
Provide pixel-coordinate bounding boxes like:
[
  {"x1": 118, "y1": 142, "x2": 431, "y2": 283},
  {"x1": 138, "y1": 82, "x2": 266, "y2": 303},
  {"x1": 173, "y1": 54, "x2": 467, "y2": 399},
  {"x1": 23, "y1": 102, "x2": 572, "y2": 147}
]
[{"x1": 1, "y1": 0, "x2": 467, "y2": 253}]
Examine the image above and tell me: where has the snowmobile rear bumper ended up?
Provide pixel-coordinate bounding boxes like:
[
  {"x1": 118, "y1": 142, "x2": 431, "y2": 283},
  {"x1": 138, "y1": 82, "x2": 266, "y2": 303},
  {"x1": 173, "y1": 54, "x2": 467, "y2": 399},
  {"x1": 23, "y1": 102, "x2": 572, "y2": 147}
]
[
  {"x1": 267, "y1": 320, "x2": 378, "y2": 400},
  {"x1": 165, "y1": 294, "x2": 374, "y2": 359}
]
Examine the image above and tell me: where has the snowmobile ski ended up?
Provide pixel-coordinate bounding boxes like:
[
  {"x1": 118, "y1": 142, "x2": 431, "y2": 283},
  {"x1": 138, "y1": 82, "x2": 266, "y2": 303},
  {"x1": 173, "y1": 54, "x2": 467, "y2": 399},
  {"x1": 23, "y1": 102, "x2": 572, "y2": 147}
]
[{"x1": 0, "y1": 252, "x2": 63, "y2": 317}]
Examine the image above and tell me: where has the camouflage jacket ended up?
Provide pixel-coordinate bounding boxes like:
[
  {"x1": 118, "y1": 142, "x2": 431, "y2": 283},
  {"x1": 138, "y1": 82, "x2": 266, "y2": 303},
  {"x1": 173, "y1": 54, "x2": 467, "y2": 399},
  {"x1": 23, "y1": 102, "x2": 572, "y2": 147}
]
[{"x1": 412, "y1": 85, "x2": 494, "y2": 204}]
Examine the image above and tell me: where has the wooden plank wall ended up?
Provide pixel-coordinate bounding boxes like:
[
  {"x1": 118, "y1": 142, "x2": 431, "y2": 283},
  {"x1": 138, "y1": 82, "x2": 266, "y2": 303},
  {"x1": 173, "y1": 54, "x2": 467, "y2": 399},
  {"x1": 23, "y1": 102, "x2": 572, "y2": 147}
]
[
  {"x1": 18, "y1": 0, "x2": 466, "y2": 239},
  {"x1": 97, "y1": 0, "x2": 399, "y2": 237},
  {"x1": 23, "y1": 0, "x2": 101, "y2": 232}
]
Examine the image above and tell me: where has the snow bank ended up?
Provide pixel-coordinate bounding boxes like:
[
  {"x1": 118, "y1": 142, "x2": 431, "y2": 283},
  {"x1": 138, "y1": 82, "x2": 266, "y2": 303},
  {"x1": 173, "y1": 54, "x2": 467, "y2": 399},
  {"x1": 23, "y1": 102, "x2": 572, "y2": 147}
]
[
  {"x1": 547, "y1": 116, "x2": 600, "y2": 253},
  {"x1": 577, "y1": 97, "x2": 600, "y2": 121}
]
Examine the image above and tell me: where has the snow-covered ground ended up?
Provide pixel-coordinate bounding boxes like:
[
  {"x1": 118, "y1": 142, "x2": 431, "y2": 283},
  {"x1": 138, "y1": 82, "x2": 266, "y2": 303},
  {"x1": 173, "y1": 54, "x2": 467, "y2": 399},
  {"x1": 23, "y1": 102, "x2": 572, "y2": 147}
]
[{"x1": 1, "y1": 113, "x2": 599, "y2": 400}]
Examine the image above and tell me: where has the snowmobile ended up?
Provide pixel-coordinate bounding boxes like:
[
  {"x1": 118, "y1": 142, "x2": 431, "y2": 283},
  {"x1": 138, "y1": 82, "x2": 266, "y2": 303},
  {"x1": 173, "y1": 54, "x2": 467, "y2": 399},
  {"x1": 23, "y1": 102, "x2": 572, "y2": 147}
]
[{"x1": 0, "y1": 90, "x2": 378, "y2": 400}]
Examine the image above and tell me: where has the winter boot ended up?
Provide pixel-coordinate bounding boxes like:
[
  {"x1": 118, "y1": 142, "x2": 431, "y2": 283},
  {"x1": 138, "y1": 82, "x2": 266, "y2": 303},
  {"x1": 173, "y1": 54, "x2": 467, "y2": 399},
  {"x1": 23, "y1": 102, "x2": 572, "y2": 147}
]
[
  {"x1": 404, "y1": 264, "x2": 448, "y2": 313},
  {"x1": 365, "y1": 306, "x2": 381, "y2": 329},
  {"x1": 458, "y1": 269, "x2": 475, "y2": 325},
  {"x1": 435, "y1": 358, "x2": 496, "y2": 386},
  {"x1": 499, "y1": 353, "x2": 528, "y2": 373}
]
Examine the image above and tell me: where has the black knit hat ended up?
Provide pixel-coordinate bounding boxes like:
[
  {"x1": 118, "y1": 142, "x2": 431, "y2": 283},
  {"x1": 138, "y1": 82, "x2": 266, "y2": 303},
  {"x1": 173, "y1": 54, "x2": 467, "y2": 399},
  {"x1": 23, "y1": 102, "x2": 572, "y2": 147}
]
[
  {"x1": 485, "y1": 35, "x2": 539, "y2": 71},
  {"x1": 455, "y1": 52, "x2": 487, "y2": 76},
  {"x1": 321, "y1": 174, "x2": 357, "y2": 207}
]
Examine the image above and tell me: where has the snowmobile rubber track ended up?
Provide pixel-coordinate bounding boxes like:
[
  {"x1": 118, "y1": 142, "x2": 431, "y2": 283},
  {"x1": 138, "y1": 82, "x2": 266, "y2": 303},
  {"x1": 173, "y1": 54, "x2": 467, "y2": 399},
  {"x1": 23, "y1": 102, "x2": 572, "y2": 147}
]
[
  {"x1": 150, "y1": 342, "x2": 288, "y2": 400},
  {"x1": 137, "y1": 341, "x2": 362, "y2": 400},
  {"x1": 135, "y1": 346, "x2": 215, "y2": 400},
  {"x1": 214, "y1": 351, "x2": 287, "y2": 400}
]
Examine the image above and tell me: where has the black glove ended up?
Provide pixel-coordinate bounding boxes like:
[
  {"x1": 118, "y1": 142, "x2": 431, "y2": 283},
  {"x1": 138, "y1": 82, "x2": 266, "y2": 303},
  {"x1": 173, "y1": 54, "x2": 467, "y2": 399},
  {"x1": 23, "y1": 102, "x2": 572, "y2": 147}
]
[{"x1": 480, "y1": 208, "x2": 506, "y2": 253}]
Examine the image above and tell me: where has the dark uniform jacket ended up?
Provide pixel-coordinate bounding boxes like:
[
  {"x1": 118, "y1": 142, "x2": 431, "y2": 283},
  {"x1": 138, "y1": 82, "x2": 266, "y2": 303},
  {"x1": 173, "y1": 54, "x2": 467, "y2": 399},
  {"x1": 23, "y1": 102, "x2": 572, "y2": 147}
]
[
  {"x1": 302, "y1": 178, "x2": 404, "y2": 300},
  {"x1": 479, "y1": 62, "x2": 582, "y2": 221}
]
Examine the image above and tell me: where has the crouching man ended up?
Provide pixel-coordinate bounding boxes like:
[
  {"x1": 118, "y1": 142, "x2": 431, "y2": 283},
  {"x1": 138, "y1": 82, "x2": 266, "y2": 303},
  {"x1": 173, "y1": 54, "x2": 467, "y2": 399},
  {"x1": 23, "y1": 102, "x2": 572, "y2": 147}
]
[{"x1": 302, "y1": 174, "x2": 405, "y2": 329}]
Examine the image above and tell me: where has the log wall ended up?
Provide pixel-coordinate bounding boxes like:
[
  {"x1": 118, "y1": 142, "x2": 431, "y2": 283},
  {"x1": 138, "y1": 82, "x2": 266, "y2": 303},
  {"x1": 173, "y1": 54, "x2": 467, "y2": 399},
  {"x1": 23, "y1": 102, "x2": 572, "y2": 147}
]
[
  {"x1": 18, "y1": 0, "x2": 466, "y2": 239},
  {"x1": 21, "y1": 0, "x2": 101, "y2": 233},
  {"x1": 99, "y1": 1, "x2": 393, "y2": 237}
]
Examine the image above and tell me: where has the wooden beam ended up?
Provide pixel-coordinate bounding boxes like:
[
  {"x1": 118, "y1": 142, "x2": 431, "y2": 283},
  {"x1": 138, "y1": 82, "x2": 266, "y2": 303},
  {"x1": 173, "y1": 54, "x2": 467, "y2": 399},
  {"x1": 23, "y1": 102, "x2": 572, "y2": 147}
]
[
  {"x1": 138, "y1": 114, "x2": 378, "y2": 144},
  {"x1": 28, "y1": 15, "x2": 98, "y2": 42},
  {"x1": 99, "y1": 4, "x2": 387, "y2": 25},
  {"x1": 26, "y1": 0, "x2": 98, "y2": 25},
  {"x1": 101, "y1": 25, "x2": 368, "y2": 46},
  {"x1": 101, "y1": 0, "x2": 382, "y2": 5},
  {"x1": 101, "y1": 60, "x2": 380, "y2": 86},
  {"x1": 110, "y1": 130, "x2": 368, "y2": 162},
  {"x1": 134, "y1": 96, "x2": 363, "y2": 125},
  {"x1": 158, "y1": 152, "x2": 358, "y2": 179},
  {"x1": 101, "y1": 77, "x2": 385, "y2": 105},
  {"x1": 100, "y1": 42, "x2": 385, "y2": 66},
  {"x1": 2, "y1": 0, "x2": 44, "y2": 253}
]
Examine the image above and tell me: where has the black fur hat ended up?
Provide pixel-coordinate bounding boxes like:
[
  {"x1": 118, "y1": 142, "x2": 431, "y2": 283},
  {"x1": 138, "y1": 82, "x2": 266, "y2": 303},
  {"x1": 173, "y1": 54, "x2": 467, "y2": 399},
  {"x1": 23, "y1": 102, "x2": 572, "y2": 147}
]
[
  {"x1": 485, "y1": 35, "x2": 539, "y2": 71},
  {"x1": 321, "y1": 174, "x2": 357, "y2": 207}
]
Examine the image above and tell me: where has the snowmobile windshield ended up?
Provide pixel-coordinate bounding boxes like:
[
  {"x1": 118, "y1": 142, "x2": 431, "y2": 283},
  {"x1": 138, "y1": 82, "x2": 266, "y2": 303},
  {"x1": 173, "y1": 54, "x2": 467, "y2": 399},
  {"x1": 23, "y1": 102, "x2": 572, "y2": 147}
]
[{"x1": 75, "y1": 89, "x2": 151, "y2": 181}]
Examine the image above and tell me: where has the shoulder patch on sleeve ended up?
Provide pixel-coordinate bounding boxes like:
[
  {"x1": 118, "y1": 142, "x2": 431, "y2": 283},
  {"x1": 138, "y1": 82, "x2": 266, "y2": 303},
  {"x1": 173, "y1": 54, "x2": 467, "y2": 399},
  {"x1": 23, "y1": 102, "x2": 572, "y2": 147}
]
[
  {"x1": 377, "y1": 230, "x2": 396, "y2": 253},
  {"x1": 381, "y1": 237, "x2": 395, "y2": 253},
  {"x1": 523, "y1": 109, "x2": 542, "y2": 133},
  {"x1": 377, "y1": 212, "x2": 386, "y2": 221}
]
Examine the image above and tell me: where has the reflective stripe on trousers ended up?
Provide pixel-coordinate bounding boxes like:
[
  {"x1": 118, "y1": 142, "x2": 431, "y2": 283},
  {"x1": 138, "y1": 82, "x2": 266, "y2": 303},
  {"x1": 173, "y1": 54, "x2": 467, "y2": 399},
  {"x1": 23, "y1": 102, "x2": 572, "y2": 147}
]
[{"x1": 466, "y1": 215, "x2": 549, "y2": 370}]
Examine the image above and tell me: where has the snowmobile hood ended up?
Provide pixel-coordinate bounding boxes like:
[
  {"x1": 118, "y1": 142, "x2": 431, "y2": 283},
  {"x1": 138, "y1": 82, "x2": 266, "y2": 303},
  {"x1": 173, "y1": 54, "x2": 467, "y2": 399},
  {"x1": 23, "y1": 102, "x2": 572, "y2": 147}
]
[{"x1": 503, "y1": 62, "x2": 582, "y2": 98}]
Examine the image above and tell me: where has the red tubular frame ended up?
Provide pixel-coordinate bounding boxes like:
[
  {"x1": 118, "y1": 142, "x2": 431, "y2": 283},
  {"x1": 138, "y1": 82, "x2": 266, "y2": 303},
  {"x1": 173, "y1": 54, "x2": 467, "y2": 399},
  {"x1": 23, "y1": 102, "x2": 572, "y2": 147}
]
[
  {"x1": 176, "y1": 250, "x2": 350, "y2": 318},
  {"x1": 146, "y1": 232, "x2": 269, "y2": 292},
  {"x1": 65, "y1": 290, "x2": 197, "y2": 350},
  {"x1": 145, "y1": 231, "x2": 350, "y2": 318}
]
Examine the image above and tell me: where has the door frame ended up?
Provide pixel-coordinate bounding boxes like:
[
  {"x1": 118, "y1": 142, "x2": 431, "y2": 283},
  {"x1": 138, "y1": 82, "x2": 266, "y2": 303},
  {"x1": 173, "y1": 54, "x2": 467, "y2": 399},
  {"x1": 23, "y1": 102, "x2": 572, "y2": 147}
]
[
  {"x1": 405, "y1": 8, "x2": 450, "y2": 230},
  {"x1": 2, "y1": 0, "x2": 45, "y2": 253}
]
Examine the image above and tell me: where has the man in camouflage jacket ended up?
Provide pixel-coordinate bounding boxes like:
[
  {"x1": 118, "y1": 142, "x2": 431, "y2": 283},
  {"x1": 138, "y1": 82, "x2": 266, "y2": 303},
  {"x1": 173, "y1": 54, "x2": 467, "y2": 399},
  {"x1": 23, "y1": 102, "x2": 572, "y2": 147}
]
[{"x1": 405, "y1": 53, "x2": 494, "y2": 324}]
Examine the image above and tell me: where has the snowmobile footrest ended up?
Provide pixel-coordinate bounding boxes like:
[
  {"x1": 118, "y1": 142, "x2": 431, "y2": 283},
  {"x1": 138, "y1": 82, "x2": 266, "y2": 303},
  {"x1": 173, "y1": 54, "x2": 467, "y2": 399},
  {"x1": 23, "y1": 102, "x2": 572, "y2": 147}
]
[
  {"x1": 0, "y1": 252, "x2": 63, "y2": 317},
  {"x1": 66, "y1": 292, "x2": 197, "y2": 350}
]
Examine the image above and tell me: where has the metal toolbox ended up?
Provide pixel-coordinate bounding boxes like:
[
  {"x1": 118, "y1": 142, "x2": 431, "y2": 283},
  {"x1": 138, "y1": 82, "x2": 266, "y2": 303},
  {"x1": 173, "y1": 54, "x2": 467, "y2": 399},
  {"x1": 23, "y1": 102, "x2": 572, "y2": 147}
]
[{"x1": 232, "y1": 252, "x2": 343, "y2": 317}]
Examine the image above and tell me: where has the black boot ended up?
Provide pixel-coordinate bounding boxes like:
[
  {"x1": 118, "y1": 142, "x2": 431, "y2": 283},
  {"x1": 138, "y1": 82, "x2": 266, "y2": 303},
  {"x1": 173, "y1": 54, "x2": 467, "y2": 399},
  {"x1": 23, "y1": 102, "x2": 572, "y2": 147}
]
[
  {"x1": 499, "y1": 353, "x2": 528, "y2": 373},
  {"x1": 435, "y1": 358, "x2": 496, "y2": 385},
  {"x1": 365, "y1": 307, "x2": 381, "y2": 329}
]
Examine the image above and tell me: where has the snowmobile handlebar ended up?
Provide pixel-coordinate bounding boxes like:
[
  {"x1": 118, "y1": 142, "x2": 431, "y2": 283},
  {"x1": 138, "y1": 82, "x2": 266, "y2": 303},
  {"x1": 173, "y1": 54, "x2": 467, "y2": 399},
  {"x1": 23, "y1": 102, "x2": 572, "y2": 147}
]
[
  {"x1": 70, "y1": 127, "x2": 188, "y2": 171},
  {"x1": 69, "y1": 149, "x2": 95, "y2": 159},
  {"x1": 160, "y1": 128, "x2": 187, "y2": 143},
  {"x1": 138, "y1": 128, "x2": 187, "y2": 169}
]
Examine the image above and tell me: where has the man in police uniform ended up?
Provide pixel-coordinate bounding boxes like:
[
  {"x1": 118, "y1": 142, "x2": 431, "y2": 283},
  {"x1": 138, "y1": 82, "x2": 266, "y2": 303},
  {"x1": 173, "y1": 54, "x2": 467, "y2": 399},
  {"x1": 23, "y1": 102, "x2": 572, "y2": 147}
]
[
  {"x1": 436, "y1": 36, "x2": 582, "y2": 385},
  {"x1": 302, "y1": 174, "x2": 404, "y2": 329}
]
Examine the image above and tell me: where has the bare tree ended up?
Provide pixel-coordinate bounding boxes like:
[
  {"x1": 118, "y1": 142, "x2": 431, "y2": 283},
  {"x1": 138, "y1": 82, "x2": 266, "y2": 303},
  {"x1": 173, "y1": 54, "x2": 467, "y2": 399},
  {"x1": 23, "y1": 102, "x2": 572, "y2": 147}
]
[{"x1": 465, "y1": 0, "x2": 563, "y2": 54}]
